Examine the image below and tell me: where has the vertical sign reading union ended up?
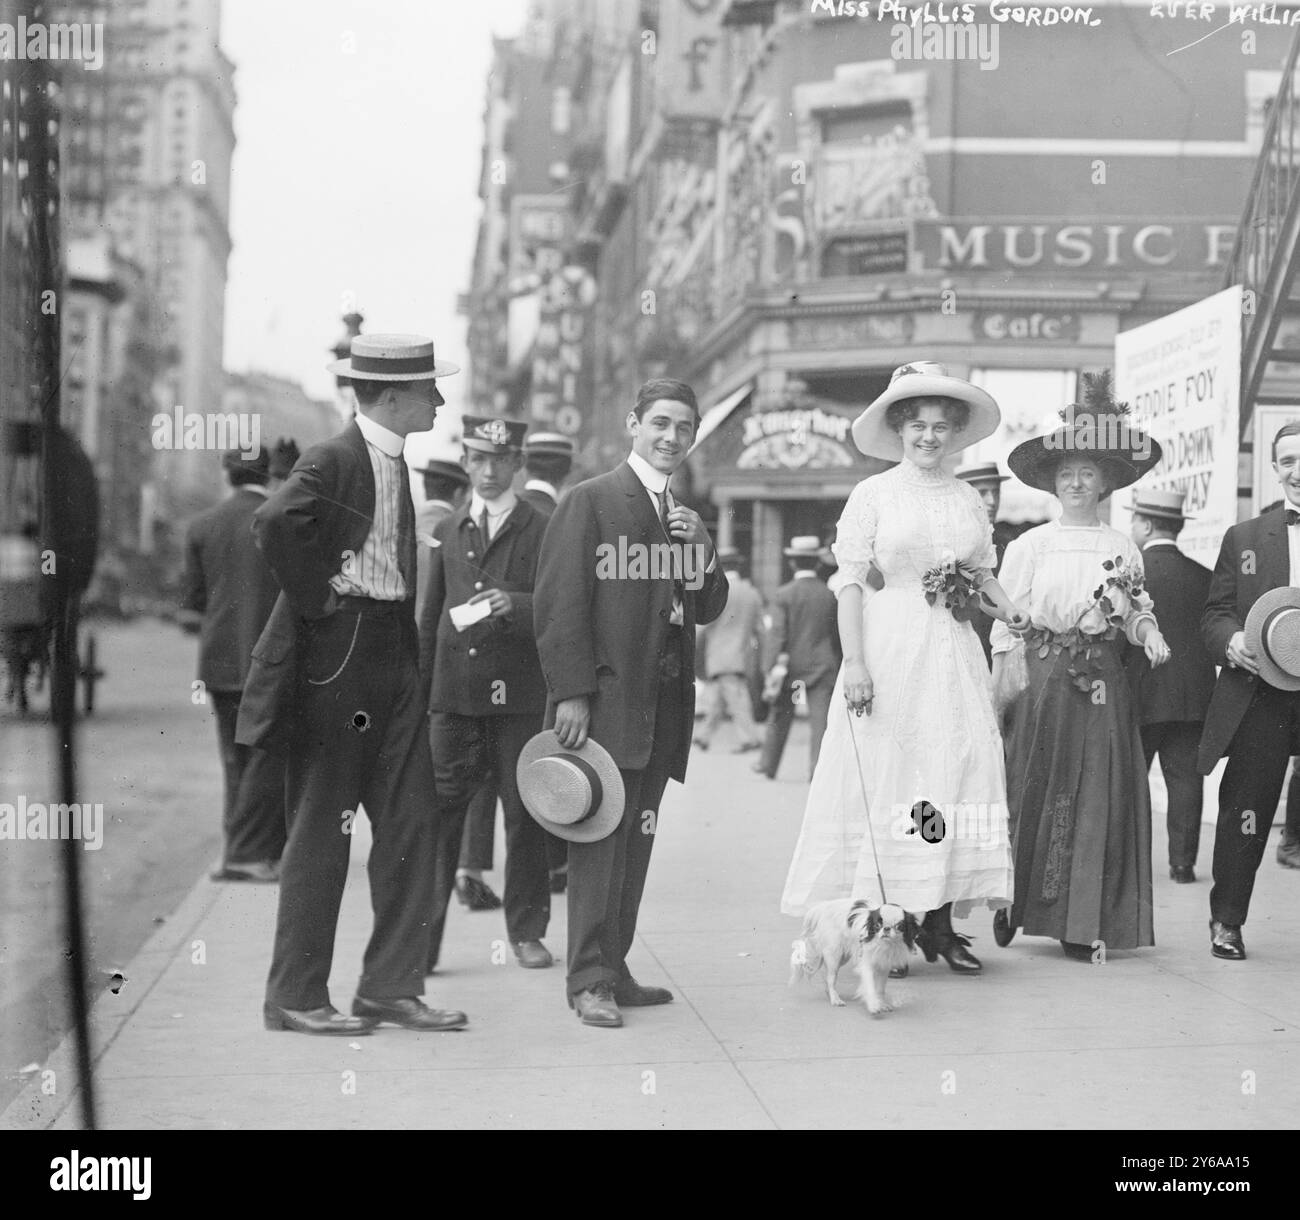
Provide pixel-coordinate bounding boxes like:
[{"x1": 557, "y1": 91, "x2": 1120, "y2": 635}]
[{"x1": 1113, "y1": 286, "x2": 1242, "y2": 567}]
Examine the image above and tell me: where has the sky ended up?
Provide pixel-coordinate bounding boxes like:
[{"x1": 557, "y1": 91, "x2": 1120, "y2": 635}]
[{"x1": 220, "y1": 0, "x2": 528, "y2": 458}]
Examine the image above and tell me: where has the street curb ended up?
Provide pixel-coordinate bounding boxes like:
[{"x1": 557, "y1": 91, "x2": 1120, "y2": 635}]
[{"x1": 0, "y1": 862, "x2": 226, "y2": 1130}]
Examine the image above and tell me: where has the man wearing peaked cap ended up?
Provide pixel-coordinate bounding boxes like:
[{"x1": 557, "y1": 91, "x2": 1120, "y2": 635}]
[
  {"x1": 419, "y1": 413, "x2": 557, "y2": 974},
  {"x1": 238, "y1": 333, "x2": 469, "y2": 1035},
  {"x1": 1199, "y1": 421, "x2": 1300, "y2": 961},
  {"x1": 1126, "y1": 488, "x2": 1215, "y2": 886}
]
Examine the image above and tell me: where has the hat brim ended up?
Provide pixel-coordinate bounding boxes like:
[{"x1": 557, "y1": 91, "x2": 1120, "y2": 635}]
[
  {"x1": 1244, "y1": 586, "x2": 1300, "y2": 693},
  {"x1": 1006, "y1": 431, "x2": 1163, "y2": 493},
  {"x1": 461, "y1": 438, "x2": 523, "y2": 454},
  {"x1": 1131, "y1": 504, "x2": 1191, "y2": 522},
  {"x1": 852, "y1": 375, "x2": 1001, "y2": 460},
  {"x1": 516, "y1": 732, "x2": 626, "y2": 843},
  {"x1": 416, "y1": 464, "x2": 470, "y2": 483},
  {"x1": 327, "y1": 357, "x2": 460, "y2": 381}
]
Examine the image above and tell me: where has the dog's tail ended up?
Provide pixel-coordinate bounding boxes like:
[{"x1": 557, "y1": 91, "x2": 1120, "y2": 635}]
[{"x1": 788, "y1": 913, "x2": 821, "y2": 986}]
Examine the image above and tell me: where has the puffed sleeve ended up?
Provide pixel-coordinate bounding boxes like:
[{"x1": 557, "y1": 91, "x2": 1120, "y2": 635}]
[
  {"x1": 1120, "y1": 537, "x2": 1158, "y2": 646},
  {"x1": 831, "y1": 477, "x2": 877, "y2": 595},
  {"x1": 990, "y1": 532, "x2": 1033, "y2": 655}
]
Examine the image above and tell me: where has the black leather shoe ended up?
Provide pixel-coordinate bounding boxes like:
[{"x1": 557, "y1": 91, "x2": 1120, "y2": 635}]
[
  {"x1": 351, "y1": 995, "x2": 468, "y2": 1030},
  {"x1": 613, "y1": 977, "x2": 673, "y2": 1006},
  {"x1": 1060, "y1": 940, "x2": 1095, "y2": 962},
  {"x1": 212, "y1": 860, "x2": 279, "y2": 883},
  {"x1": 1209, "y1": 920, "x2": 1246, "y2": 960},
  {"x1": 455, "y1": 874, "x2": 502, "y2": 911},
  {"x1": 263, "y1": 1003, "x2": 375, "y2": 1035},
  {"x1": 512, "y1": 940, "x2": 554, "y2": 969},
  {"x1": 1170, "y1": 865, "x2": 1196, "y2": 883},
  {"x1": 570, "y1": 982, "x2": 623, "y2": 1027},
  {"x1": 1278, "y1": 838, "x2": 1300, "y2": 869},
  {"x1": 918, "y1": 928, "x2": 982, "y2": 974},
  {"x1": 992, "y1": 908, "x2": 1016, "y2": 947}
]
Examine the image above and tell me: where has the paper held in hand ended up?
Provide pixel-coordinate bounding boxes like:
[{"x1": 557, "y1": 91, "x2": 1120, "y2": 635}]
[{"x1": 449, "y1": 599, "x2": 492, "y2": 632}]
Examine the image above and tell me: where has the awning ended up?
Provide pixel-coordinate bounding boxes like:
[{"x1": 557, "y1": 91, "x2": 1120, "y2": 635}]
[{"x1": 690, "y1": 381, "x2": 753, "y2": 454}]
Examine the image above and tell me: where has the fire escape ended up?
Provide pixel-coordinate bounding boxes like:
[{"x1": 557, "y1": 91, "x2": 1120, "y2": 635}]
[{"x1": 1227, "y1": 26, "x2": 1300, "y2": 438}]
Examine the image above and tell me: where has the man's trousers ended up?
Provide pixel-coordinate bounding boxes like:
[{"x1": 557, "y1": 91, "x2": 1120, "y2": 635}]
[
  {"x1": 211, "y1": 689, "x2": 286, "y2": 867},
  {"x1": 1140, "y1": 720, "x2": 1205, "y2": 870}
]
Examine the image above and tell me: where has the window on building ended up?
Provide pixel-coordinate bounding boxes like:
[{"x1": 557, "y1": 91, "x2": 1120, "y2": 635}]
[{"x1": 820, "y1": 100, "x2": 912, "y2": 145}]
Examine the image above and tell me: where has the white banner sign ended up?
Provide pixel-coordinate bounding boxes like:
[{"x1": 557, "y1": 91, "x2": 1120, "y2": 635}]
[{"x1": 1113, "y1": 285, "x2": 1242, "y2": 567}]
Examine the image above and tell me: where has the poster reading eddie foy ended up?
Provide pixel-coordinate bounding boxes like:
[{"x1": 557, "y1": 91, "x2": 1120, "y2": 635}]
[{"x1": 1113, "y1": 285, "x2": 1243, "y2": 567}]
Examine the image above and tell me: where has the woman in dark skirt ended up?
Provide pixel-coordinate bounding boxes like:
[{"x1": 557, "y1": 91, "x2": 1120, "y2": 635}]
[{"x1": 991, "y1": 373, "x2": 1172, "y2": 960}]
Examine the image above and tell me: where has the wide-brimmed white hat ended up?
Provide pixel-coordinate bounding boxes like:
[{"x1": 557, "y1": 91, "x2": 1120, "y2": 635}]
[
  {"x1": 327, "y1": 333, "x2": 459, "y2": 381},
  {"x1": 516, "y1": 733, "x2": 626, "y2": 843},
  {"x1": 1245, "y1": 587, "x2": 1300, "y2": 693},
  {"x1": 852, "y1": 362, "x2": 1000, "y2": 460}
]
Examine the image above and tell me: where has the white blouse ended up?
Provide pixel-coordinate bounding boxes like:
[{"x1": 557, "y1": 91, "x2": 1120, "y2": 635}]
[{"x1": 989, "y1": 521, "x2": 1157, "y2": 655}]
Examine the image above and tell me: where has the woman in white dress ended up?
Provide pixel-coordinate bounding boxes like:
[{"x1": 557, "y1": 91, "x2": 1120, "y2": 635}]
[{"x1": 781, "y1": 362, "x2": 1030, "y2": 974}]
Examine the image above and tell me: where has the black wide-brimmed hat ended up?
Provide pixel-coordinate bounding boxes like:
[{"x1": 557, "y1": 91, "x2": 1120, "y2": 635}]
[{"x1": 1007, "y1": 371, "x2": 1162, "y2": 494}]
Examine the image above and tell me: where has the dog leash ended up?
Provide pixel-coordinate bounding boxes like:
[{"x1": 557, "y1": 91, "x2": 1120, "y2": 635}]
[{"x1": 844, "y1": 703, "x2": 888, "y2": 905}]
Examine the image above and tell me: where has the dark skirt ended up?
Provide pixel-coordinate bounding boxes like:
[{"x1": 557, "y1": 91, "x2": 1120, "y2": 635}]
[{"x1": 1005, "y1": 638, "x2": 1154, "y2": 950}]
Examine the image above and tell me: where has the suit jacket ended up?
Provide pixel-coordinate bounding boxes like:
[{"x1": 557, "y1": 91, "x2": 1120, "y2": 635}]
[
  {"x1": 1197, "y1": 505, "x2": 1290, "y2": 774},
  {"x1": 533, "y1": 460, "x2": 730, "y2": 779},
  {"x1": 519, "y1": 485, "x2": 558, "y2": 518},
  {"x1": 762, "y1": 575, "x2": 840, "y2": 687},
  {"x1": 417, "y1": 498, "x2": 548, "y2": 717},
  {"x1": 180, "y1": 487, "x2": 280, "y2": 692},
  {"x1": 698, "y1": 575, "x2": 763, "y2": 678},
  {"x1": 1126, "y1": 541, "x2": 1215, "y2": 726},
  {"x1": 235, "y1": 423, "x2": 416, "y2": 753}
]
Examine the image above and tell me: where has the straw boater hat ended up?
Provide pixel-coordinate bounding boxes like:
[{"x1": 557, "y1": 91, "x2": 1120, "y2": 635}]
[
  {"x1": 1130, "y1": 487, "x2": 1191, "y2": 522},
  {"x1": 523, "y1": 432, "x2": 575, "y2": 459},
  {"x1": 327, "y1": 333, "x2": 460, "y2": 380},
  {"x1": 1245, "y1": 587, "x2": 1300, "y2": 692},
  {"x1": 516, "y1": 733, "x2": 626, "y2": 843},
  {"x1": 1008, "y1": 370, "x2": 1162, "y2": 493},
  {"x1": 783, "y1": 535, "x2": 823, "y2": 558},
  {"x1": 956, "y1": 461, "x2": 1009, "y2": 485},
  {"x1": 852, "y1": 361, "x2": 1001, "y2": 460}
]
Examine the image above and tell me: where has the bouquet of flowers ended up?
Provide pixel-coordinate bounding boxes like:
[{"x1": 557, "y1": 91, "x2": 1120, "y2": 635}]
[
  {"x1": 921, "y1": 558, "x2": 991, "y2": 623},
  {"x1": 1024, "y1": 555, "x2": 1153, "y2": 692}
]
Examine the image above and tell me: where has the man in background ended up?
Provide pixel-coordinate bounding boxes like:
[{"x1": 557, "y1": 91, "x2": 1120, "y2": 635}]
[
  {"x1": 694, "y1": 547, "x2": 763, "y2": 753},
  {"x1": 1127, "y1": 489, "x2": 1215, "y2": 883},
  {"x1": 754, "y1": 536, "x2": 840, "y2": 781},
  {"x1": 180, "y1": 449, "x2": 285, "y2": 883},
  {"x1": 956, "y1": 461, "x2": 1016, "y2": 667}
]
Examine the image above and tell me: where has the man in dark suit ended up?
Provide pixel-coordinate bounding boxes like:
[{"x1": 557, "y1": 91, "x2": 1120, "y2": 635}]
[
  {"x1": 1198, "y1": 422, "x2": 1300, "y2": 960},
  {"x1": 534, "y1": 378, "x2": 729, "y2": 1027},
  {"x1": 755, "y1": 537, "x2": 840, "y2": 781},
  {"x1": 957, "y1": 461, "x2": 1017, "y2": 667},
  {"x1": 419, "y1": 416, "x2": 555, "y2": 972},
  {"x1": 518, "y1": 432, "x2": 576, "y2": 895},
  {"x1": 1127, "y1": 489, "x2": 1215, "y2": 884},
  {"x1": 238, "y1": 334, "x2": 467, "y2": 1034},
  {"x1": 180, "y1": 449, "x2": 285, "y2": 882}
]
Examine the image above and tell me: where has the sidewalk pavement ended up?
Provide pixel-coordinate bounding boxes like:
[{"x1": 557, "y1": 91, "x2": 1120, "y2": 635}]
[{"x1": 5, "y1": 721, "x2": 1300, "y2": 1130}]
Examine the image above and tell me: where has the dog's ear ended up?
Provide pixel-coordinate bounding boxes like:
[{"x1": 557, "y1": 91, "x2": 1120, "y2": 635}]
[
  {"x1": 865, "y1": 909, "x2": 883, "y2": 941},
  {"x1": 902, "y1": 912, "x2": 921, "y2": 950}
]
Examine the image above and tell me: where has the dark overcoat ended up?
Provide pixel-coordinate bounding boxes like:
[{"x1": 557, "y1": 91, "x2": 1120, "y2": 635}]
[{"x1": 533, "y1": 461, "x2": 729, "y2": 780}]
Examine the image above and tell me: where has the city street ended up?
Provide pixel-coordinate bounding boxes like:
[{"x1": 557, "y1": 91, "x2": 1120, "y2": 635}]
[
  {"x1": 4, "y1": 677, "x2": 1298, "y2": 1130},
  {"x1": 0, "y1": 618, "x2": 223, "y2": 1113}
]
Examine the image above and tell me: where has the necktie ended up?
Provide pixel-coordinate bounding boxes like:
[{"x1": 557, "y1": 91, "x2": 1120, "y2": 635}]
[
  {"x1": 1286, "y1": 508, "x2": 1300, "y2": 527},
  {"x1": 658, "y1": 488, "x2": 685, "y2": 605},
  {"x1": 480, "y1": 506, "x2": 491, "y2": 544},
  {"x1": 397, "y1": 476, "x2": 416, "y2": 594}
]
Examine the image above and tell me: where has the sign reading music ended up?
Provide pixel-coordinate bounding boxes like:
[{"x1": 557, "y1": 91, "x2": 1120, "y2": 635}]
[{"x1": 915, "y1": 219, "x2": 1237, "y2": 274}]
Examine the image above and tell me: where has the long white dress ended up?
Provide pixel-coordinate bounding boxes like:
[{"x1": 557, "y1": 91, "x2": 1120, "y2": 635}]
[{"x1": 780, "y1": 459, "x2": 1015, "y2": 917}]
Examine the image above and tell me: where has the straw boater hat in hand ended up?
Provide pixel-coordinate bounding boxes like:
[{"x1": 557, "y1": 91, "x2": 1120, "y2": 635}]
[
  {"x1": 1008, "y1": 370, "x2": 1162, "y2": 493},
  {"x1": 1245, "y1": 587, "x2": 1300, "y2": 693},
  {"x1": 516, "y1": 733, "x2": 626, "y2": 843},
  {"x1": 851, "y1": 361, "x2": 1001, "y2": 460},
  {"x1": 326, "y1": 333, "x2": 460, "y2": 381}
]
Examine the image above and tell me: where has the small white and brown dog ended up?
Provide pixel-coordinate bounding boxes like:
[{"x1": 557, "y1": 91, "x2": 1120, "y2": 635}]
[{"x1": 789, "y1": 898, "x2": 921, "y2": 1015}]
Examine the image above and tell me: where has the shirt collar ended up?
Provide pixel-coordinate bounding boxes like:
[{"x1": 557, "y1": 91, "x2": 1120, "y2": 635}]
[
  {"x1": 427, "y1": 498, "x2": 455, "y2": 512},
  {"x1": 469, "y1": 488, "x2": 518, "y2": 520},
  {"x1": 793, "y1": 569, "x2": 818, "y2": 579},
  {"x1": 627, "y1": 450, "x2": 672, "y2": 496},
  {"x1": 524, "y1": 478, "x2": 558, "y2": 500},
  {"x1": 354, "y1": 411, "x2": 406, "y2": 458},
  {"x1": 1143, "y1": 538, "x2": 1179, "y2": 549},
  {"x1": 239, "y1": 484, "x2": 270, "y2": 499}
]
